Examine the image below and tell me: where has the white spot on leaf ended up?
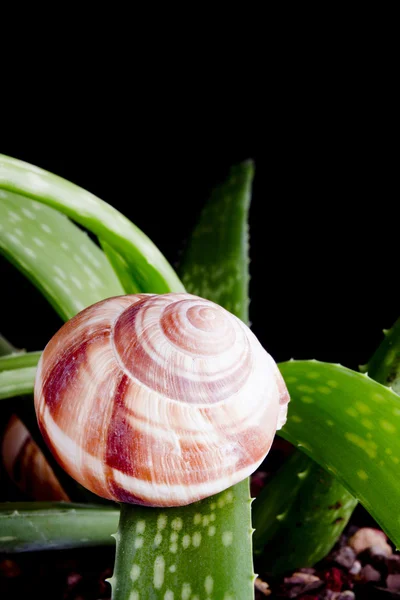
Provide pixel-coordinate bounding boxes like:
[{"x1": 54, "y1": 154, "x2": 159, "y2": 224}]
[
  {"x1": 153, "y1": 556, "x2": 165, "y2": 589},
  {"x1": 192, "y1": 532, "x2": 202, "y2": 547},
  {"x1": 70, "y1": 275, "x2": 83, "y2": 289},
  {"x1": 130, "y1": 564, "x2": 141, "y2": 582},
  {"x1": 380, "y1": 420, "x2": 396, "y2": 433},
  {"x1": 169, "y1": 542, "x2": 178, "y2": 553},
  {"x1": 182, "y1": 534, "x2": 190, "y2": 548},
  {"x1": 24, "y1": 247, "x2": 36, "y2": 258},
  {"x1": 8, "y1": 210, "x2": 21, "y2": 222},
  {"x1": 22, "y1": 207, "x2": 36, "y2": 220},
  {"x1": 181, "y1": 583, "x2": 191, "y2": 600},
  {"x1": 205, "y1": 576, "x2": 214, "y2": 595},
  {"x1": 157, "y1": 515, "x2": 167, "y2": 530},
  {"x1": 306, "y1": 372, "x2": 320, "y2": 379},
  {"x1": 301, "y1": 395, "x2": 314, "y2": 404},
  {"x1": 327, "y1": 380, "x2": 339, "y2": 388},
  {"x1": 136, "y1": 521, "x2": 145, "y2": 535},
  {"x1": 171, "y1": 518, "x2": 183, "y2": 531},
  {"x1": 53, "y1": 265, "x2": 67, "y2": 280},
  {"x1": 222, "y1": 531, "x2": 233, "y2": 546}
]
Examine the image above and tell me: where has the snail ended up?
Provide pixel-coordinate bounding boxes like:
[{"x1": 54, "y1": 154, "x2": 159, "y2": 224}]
[
  {"x1": 34, "y1": 293, "x2": 289, "y2": 507},
  {"x1": 2, "y1": 414, "x2": 69, "y2": 501}
]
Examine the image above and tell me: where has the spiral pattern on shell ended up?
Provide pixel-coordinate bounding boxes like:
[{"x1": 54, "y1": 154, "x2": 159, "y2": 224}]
[{"x1": 34, "y1": 293, "x2": 289, "y2": 507}]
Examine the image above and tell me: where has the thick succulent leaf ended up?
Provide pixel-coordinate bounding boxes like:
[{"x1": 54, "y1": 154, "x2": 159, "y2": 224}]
[
  {"x1": 99, "y1": 238, "x2": 141, "y2": 294},
  {"x1": 0, "y1": 334, "x2": 18, "y2": 356},
  {"x1": 252, "y1": 452, "x2": 357, "y2": 574},
  {"x1": 0, "y1": 190, "x2": 124, "y2": 320},
  {"x1": 180, "y1": 161, "x2": 253, "y2": 322},
  {"x1": 112, "y1": 162, "x2": 255, "y2": 600},
  {"x1": 0, "y1": 350, "x2": 41, "y2": 401},
  {"x1": 112, "y1": 488, "x2": 253, "y2": 600},
  {"x1": 367, "y1": 318, "x2": 400, "y2": 394},
  {"x1": 0, "y1": 349, "x2": 39, "y2": 400},
  {"x1": 279, "y1": 360, "x2": 400, "y2": 547},
  {"x1": 0, "y1": 503, "x2": 118, "y2": 552},
  {"x1": 0, "y1": 348, "x2": 39, "y2": 400},
  {"x1": 0, "y1": 350, "x2": 42, "y2": 371},
  {"x1": 0, "y1": 367, "x2": 36, "y2": 400},
  {"x1": 254, "y1": 316, "x2": 400, "y2": 572},
  {"x1": 0, "y1": 154, "x2": 184, "y2": 294}
]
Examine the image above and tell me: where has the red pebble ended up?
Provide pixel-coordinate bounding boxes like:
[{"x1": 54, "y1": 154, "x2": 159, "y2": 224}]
[{"x1": 323, "y1": 567, "x2": 346, "y2": 592}]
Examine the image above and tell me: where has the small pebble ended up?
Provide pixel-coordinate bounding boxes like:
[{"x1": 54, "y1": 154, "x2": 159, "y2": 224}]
[
  {"x1": 349, "y1": 527, "x2": 392, "y2": 556},
  {"x1": 370, "y1": 543, "x2": 393, "y2": 558},
  {"x1": 331, "y1": 546, "x2": 356, "y2": 569},
  {"x1": 321, "y1": 591, "x2": 355, "y2": 600},
  {"x1": 254, "y1": 576, "x2": 271, "y2": 596},
  {"x1": 360, "y1": 564, "x2": 382, "y2": 583},
  {"x1": 387, "y1": 574, "x2": 400, "y2": 591},
  {"x1": 282, "y1": 571, "x2": 323, "y2": 598},
  {"x1": 291, "y1": 572, "x2": 320, "y2": 583},
  {"x1": 299, "y1": 567, "x2": 316, "y2": 574},
  {"x1": 349, "y1": 560, "x2": 362, "y2": 575},
  {"x1": 323, "y1": 567, "x2": 347, "y2": 592},
  {"x1": 336, "y1": 592, "x2": 355, "y2": 600}
]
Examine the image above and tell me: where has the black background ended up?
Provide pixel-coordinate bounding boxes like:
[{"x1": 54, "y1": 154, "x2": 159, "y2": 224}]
[{"x1": 1, "y1": 102, "x2": 398, "y2": 372}]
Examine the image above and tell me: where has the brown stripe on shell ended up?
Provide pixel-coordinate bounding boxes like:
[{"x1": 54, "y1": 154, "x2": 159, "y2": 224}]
[
  {"x1": 105, "y1": 373, "x2": 132, "y2": 475},
  {"x1": 102, "y1": 380, "x2": 275, "y2": 490},
  {"x1": 107, "y1": 481, "x2": 152, "y2": 506},
  {"x1": 41, "y1": 328, "x2": 111, "y2": 420}
]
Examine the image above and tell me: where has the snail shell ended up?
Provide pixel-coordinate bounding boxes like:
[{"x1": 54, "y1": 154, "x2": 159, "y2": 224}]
[
  {"x1": 2, "y1": 414, "x2": 69, "y2": 501},
  {"x1": 34, "y1": 293, "x2": 289, "y2": 507}
]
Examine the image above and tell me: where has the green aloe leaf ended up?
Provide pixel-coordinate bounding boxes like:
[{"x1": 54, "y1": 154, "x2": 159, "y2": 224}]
[
  {"x1": 99, "y1": 238, "x2": 141, "y2": 294},
  {"x1": 0, "y1": 352, "x2": 41, "y2": 400},
  {"x1": 0, "y1": 368, "x2": 36, "y2": 400},
  {"x1": 112, "y1": 162, "x2": 255, "y2": 600},
  {"x1": 0, "y1": 350, "x2": 42, "y2": 371},
  {"x1": 0, "y1": 334, "x2": 18, "y2": 356},
  {"x1": 279, "y1": 360, "x2": 400, "y2": 548},
  {"x1": 0, "y1": 190, "x2": 124, "y2": 320},
  {"x1": 180, "y1": 161, "x2": 252, "y2": 321},
  {"x1": 254, "y1": 316, "x2": 400, "y2": 573},
  {"x1": 0, "y1": 154, "x2": 184, "y2": 295},
  {"x1": 367, "y1": 318, "x2": 400, "y2": 394},
  {"x1": 252, "y1": 452, "x2": 357, "y2": 574},
  {"x1": 0, "y1": 503, "x2": 119, "y2": 552},
  {"x1": 0, "y1": 351, "x2": 40, "y2": 400}
]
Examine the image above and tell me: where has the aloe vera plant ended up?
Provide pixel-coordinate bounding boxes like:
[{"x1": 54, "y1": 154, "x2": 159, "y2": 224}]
[{"x1": 1, "y1": 154, "x2": 400, "y2": 599}]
